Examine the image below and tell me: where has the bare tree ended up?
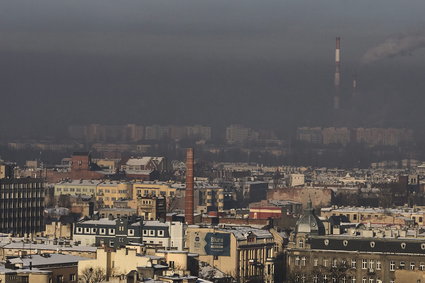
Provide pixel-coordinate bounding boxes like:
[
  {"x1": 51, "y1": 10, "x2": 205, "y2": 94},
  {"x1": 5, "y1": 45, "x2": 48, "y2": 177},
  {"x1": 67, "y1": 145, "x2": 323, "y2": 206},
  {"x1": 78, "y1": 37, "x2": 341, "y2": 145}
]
[{"x1": 79, "y1": 267, "x2": 106, "y2": 283}]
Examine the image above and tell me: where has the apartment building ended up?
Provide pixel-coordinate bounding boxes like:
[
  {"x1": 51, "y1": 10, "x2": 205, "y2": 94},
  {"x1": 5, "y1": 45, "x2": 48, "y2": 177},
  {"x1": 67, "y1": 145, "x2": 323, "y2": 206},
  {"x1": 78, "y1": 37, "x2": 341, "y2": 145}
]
[{"x1": 96, "y1": 181, "x2": 132, "y2": 207}]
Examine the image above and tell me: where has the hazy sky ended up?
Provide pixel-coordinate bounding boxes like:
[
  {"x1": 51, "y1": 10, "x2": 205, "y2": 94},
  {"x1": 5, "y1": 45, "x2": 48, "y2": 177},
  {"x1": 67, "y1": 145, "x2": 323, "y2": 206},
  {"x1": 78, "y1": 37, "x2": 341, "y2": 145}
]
[{"x1": 1, "y1": 0, "x2": 425, "y2": 137}]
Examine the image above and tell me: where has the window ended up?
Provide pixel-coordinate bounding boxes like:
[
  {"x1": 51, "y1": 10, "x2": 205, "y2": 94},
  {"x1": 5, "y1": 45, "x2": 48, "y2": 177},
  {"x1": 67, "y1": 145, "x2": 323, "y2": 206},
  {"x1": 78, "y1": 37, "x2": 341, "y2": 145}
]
[
  {"x1": 362, "y1": 259, "x2": 367, "y2": 269},
  {"x1": 333, "y1": 258, "x2": 337, "y2": 267},
  {"x1": 69, "y1": 274, "x2": 76, "y2": 281},
  {"x1": 369, "y1": 259, "x2": 374, "y2": 269},
  {"x1": 400, "y1": 261, "x2": 405, "y2": 270},
  {"x1": 84, "y1": 228, "x2": 90, "y2": 234},
  {"x1": 298, "y1": 239, "x2": 304, "y2": 248},
  {"x1": 351, "y1": 278, "x2": 356, "y2": 283},
  {"x1": 314, "y1": 258, "x2": 318, "y2": 267},
  {"x1": 420, "y1": 263, "x2": 425, "y2": 271},
  {"x1": 128, "y1": 229, "x2": 134, "y2": 236},
  {"x1": 362, "y1": 278, "x2": 366, "y2": 283},
  {"x1": 301, "y1": 257, "x2": 306, "y2": 266},
  {"x1": 57, "y1": 275, "x2": 64, "y2": 283},
  {"x1": 313, "y1": 275, "x2": 318, "y2": 283},
  {"x1": 100, "y1": 228, "x2": 106, "y2": 235},
  {"x1": 376, "y1": 261, "x2": 381, "y2": 270},
  {"x1": 324, "y1": 259, "x2": 328, "y2": 267},
  {"x1": 158, "y1": 230, "x2": 164, "y2": 236},
  {"x1": 369, "y1": 279, "x2": 374, "y2": 283},
  {"x1": 390, "y1": 261, "x2": 395, "y2": 271},
  {"x1": 143, "y1": 230, "x2": 148, "y2": 236},
  {"x1": 76, "y1": 227, "x2": 82, "y2": 233},
  {"x1": 149, "y1": 230, "x2": 155, "y2": 236},
  {"x1": 109, "y1": 228, "x2": 115, "y2": 235},
  {"x1": 410, "y1": 262, "x2": 415, "y2": 270},
  {"x1": 119, "y1": 226, "x2": 125, "y2": 231},
  {"x1": 351, "y1": 259, "x2": 357, "y2": 269},
  {"x1": 295, "y1": 257, "x2": 300, "y2": 266}
]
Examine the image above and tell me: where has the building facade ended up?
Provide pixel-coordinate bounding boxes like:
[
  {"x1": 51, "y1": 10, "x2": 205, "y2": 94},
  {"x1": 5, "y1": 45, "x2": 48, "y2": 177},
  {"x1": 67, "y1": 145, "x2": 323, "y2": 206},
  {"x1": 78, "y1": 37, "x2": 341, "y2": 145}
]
[
  {"x1": 96, "y1": 181, "x2": 132, "y2": 207},
  {"x1": 73, "y1": 217, "x2": 143, "y2": 247},
  {"x1": 54, "y1": 180, "x2": 99, "y2": 197},
  {"x1": 186, "y1": 225, "x2": 277, "y2": 283},
  {"x1": 0, "y1": 178, "x2": 44, "y2": 236},
  {"x1": 286, "y1": 201, "x2": 425, "y2": 283}
]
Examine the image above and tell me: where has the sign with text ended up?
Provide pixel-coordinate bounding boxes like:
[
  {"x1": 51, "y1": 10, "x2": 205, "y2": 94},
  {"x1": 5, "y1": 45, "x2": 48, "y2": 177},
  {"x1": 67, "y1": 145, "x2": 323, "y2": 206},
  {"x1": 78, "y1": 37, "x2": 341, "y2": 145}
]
[{"x1": 204, "y1": 232, "x2": 231, "y2": 256}]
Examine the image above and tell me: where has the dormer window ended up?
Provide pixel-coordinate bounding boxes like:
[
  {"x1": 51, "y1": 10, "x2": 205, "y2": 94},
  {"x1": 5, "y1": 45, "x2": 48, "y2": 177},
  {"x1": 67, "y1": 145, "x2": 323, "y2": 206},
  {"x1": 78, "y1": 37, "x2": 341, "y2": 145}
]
[
  {"x1": 298, "y1": 239, "x2": 304, "y2": 248},
  {"x1": 247, "y1": 233, "x2": 256, "y2": 243}
]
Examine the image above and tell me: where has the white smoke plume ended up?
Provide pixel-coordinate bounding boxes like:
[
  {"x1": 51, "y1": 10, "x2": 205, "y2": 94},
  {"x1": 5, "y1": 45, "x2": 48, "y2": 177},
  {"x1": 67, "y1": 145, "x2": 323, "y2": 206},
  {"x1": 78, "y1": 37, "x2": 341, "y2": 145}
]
[{"x1": 361, "y1": 32, "x2": 425, "y2": 64}]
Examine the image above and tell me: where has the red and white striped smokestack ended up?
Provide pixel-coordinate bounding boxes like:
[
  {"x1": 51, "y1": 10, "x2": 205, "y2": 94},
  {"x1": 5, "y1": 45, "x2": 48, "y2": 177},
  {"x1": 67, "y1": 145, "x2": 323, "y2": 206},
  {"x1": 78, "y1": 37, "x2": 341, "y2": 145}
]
[
  {"x1": 335, "y1": 37, "x2": 341, "y2": 62},
  {"x1": 352, "y1": 75, "x2": 357, "y2": 97},
  {"x1": 334, "y1": 36, "x2": 341, "y2": 86},
  {"x1": 185, "y1": 148, "x2": 194, "y2": 225},
  {"x1": 334, "y1": 36, "x2": 341, "y2": 110}
]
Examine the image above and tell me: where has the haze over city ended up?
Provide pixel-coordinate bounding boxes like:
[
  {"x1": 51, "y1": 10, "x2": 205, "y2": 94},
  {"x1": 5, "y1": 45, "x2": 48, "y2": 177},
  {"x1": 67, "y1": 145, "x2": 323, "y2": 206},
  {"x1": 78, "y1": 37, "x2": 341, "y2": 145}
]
[{"x1": 1, "y1": 0, "x2": 425, "y2": 137}]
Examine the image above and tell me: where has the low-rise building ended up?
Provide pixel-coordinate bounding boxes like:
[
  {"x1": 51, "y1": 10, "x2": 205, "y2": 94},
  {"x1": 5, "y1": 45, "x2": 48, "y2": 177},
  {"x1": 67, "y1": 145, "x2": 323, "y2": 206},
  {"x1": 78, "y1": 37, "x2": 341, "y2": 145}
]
[
  {"x1": 8, "y1": 254, "x2": 90, "y2": 283},
  {"x1": 133, "y1": 182, "x2": 177, "y2": 199},
  {"x1": 78, "y1": 247, "x2": 197, "y2": 281},
  {"x1": 186, "y1": 225, "x2": 277, "y2": 283},
  {"x1": 96, "y1": 181, "x2": 132, "y2": 208},
  {"x1": 54, "y1": 180, "x2": 99, "y2": 198},
  {"x1": 286, "y1": 201, "x2": 425, "y2": 283},
  {"x1": 249, "y1": 200, "x2": 302, "y2": 219},
  {"x1": 73, "y1": 217, "x2": 142, "y2": 248},
  {"x1": 142, "y1": 221, "x2": 185, "y2": 250},
  {"x1": 0, "y1": 265, "x2": 52, "y2": 283},
  {"x1": 73, "y1": 218, "x2": 185, "y2": 250},
  {"x1": 0, "y1": 240, "x2": 97, "y2": 259},
  {"x1": 195, "y1": 185, "x2": 235, "y2": 213},
  {"x1": 136, "y1": 196, "x2": 166, "y2": 221},
  {"x1": 45, "y1": 221, "x2": 73, "y2": 239},
  {"x1": 321, "y1": 206, "x2": 425, "y2": 226}
]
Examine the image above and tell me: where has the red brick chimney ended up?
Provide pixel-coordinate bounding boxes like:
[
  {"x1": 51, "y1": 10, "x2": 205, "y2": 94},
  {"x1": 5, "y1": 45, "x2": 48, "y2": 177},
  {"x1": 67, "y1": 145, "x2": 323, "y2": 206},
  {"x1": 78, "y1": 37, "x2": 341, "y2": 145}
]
[{"x1": 185, "y1": 148, "x2": 194, "y2": 225}]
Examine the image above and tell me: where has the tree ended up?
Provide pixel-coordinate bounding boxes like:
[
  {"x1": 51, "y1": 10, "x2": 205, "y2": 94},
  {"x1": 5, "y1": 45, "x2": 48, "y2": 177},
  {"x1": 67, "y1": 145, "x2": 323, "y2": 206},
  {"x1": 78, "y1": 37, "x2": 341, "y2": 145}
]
[{"x1": 79, "y1": 267, "x2": 106, "y2": 283}]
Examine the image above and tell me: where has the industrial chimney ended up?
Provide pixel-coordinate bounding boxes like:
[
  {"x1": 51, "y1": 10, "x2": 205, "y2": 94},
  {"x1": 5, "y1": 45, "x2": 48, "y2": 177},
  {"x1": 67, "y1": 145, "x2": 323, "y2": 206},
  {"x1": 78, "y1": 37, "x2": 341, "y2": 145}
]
[
  {"x1": 334, "y1": 37, "x2": 341, "y2": 110},
  {"x1": 185, "y1": 148, "x2": 194, "y2": 225}
]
